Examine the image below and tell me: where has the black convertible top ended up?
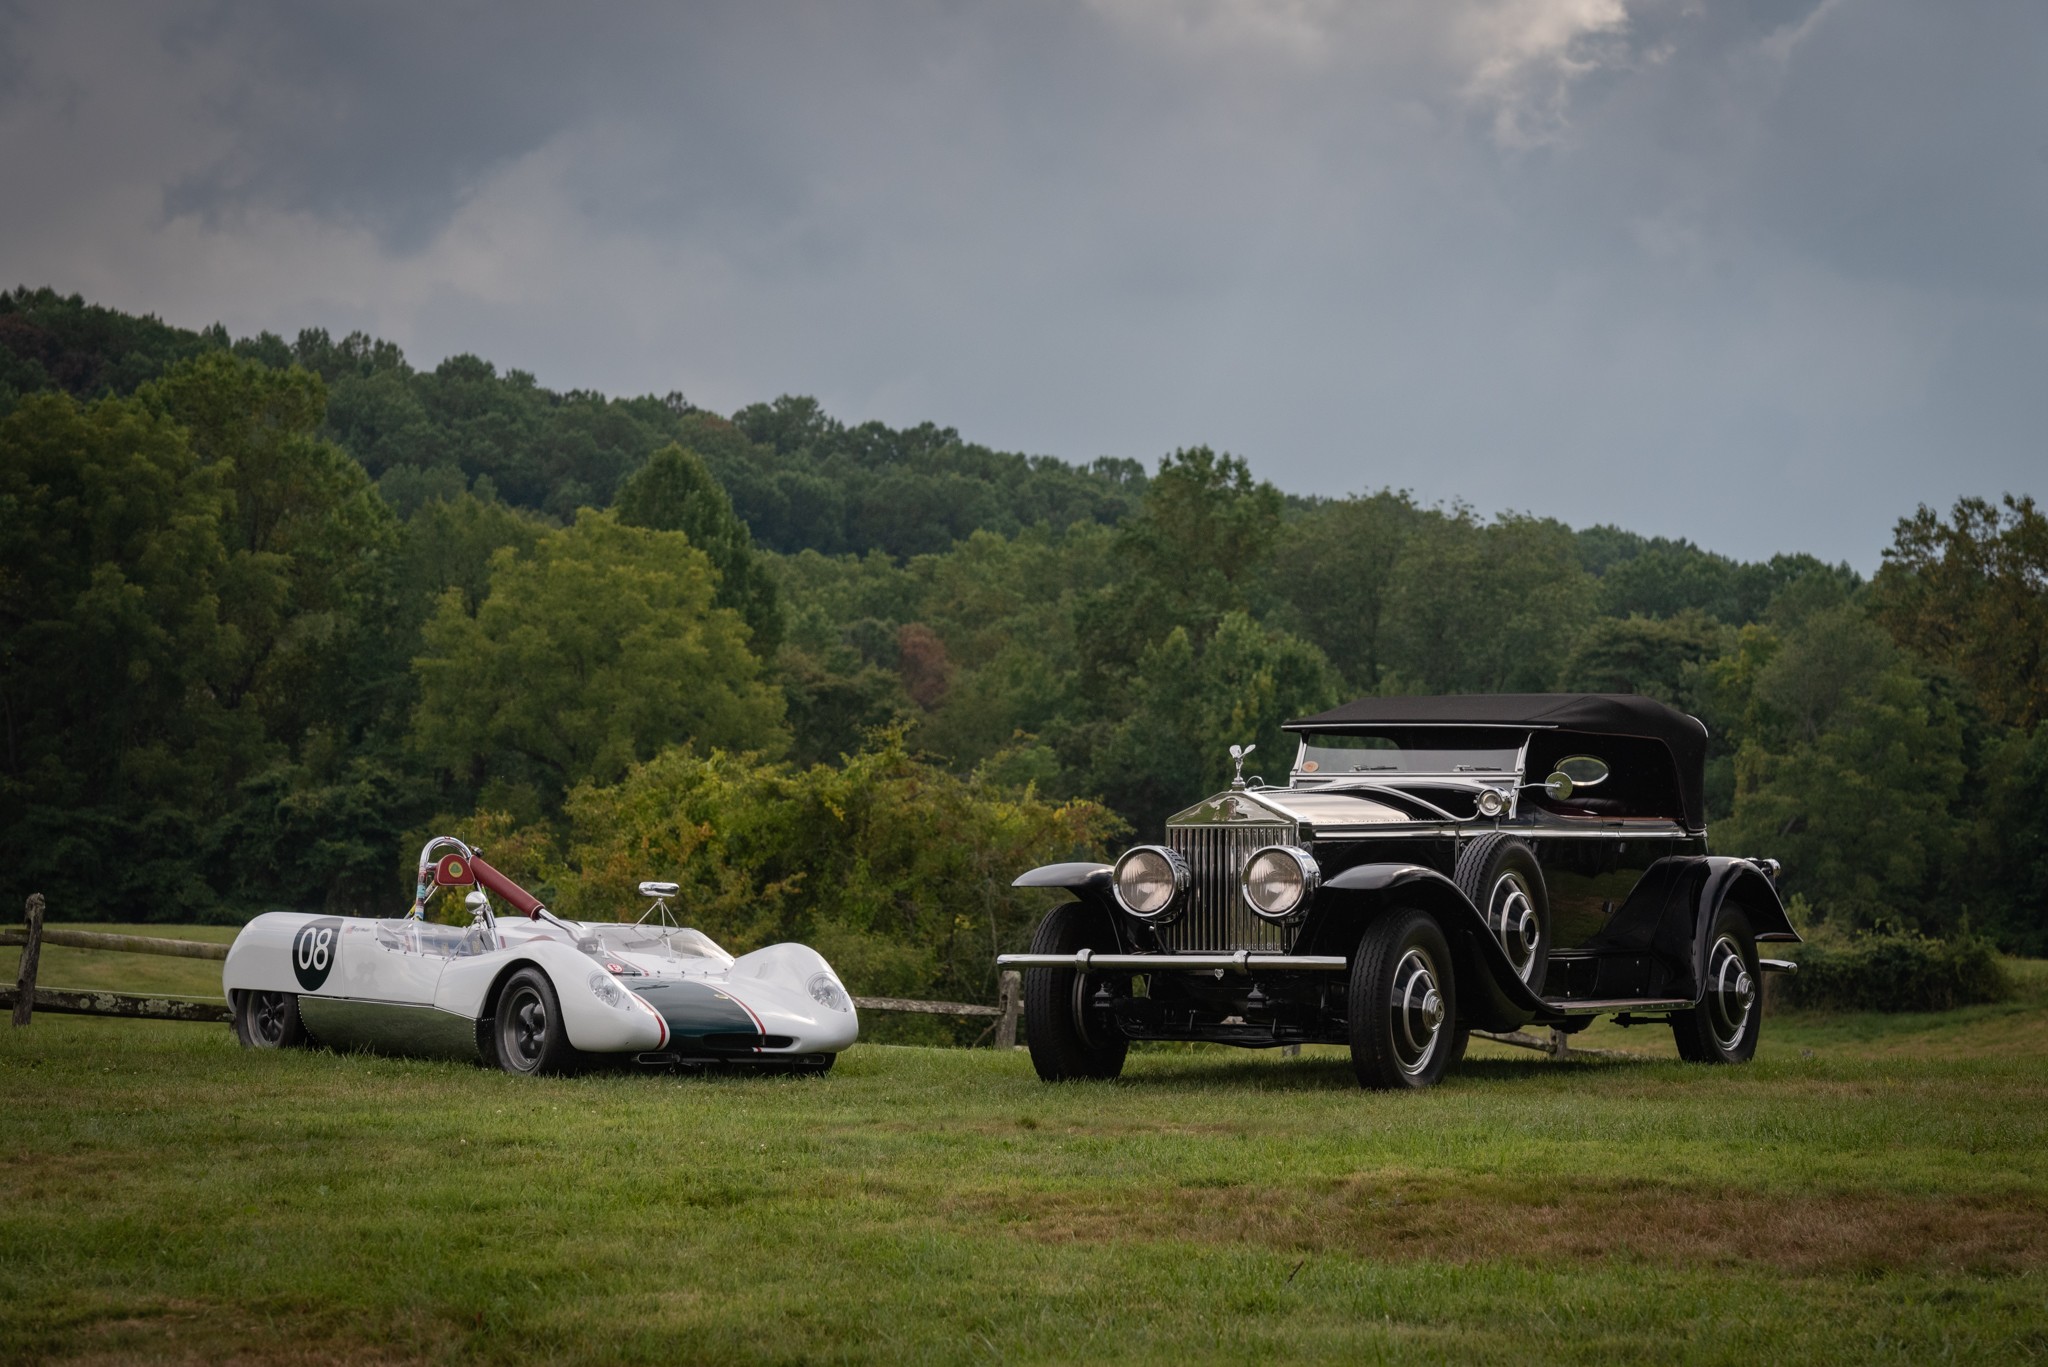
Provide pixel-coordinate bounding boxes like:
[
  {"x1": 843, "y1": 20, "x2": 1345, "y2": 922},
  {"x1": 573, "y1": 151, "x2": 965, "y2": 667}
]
[{"x1": 1286, "y1": 693, "x2": 1710, "y2": 829}]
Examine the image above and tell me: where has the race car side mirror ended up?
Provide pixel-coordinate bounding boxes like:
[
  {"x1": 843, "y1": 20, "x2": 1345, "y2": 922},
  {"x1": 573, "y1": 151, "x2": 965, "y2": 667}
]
[{"x1": 638, "y1": 881, "x2": 680, "y2": 898}]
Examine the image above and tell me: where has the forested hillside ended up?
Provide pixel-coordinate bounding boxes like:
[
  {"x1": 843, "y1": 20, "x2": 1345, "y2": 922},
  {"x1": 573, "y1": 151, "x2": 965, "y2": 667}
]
[{"x1": 4, "y1": 286, "x2": 2044, "y2": 1004}]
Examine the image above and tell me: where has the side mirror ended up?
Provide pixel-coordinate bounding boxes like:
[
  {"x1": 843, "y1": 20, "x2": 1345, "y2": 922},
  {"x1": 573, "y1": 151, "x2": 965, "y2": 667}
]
[
  {"x1": 1543, "y1": 772, "x2": 1574, "y2": 801},
  {"x1": 638, "y1": 881, "x2": 680, "y2": 899},
  {"x1": 1555, "y1": 755, "x2": 1610, "y2": 788}
]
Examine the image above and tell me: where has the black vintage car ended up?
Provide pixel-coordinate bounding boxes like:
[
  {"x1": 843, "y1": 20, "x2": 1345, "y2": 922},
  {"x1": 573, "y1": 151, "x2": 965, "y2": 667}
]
[{"x1": 999, "y1": 693, "x2": 1798, "y2": 1090}]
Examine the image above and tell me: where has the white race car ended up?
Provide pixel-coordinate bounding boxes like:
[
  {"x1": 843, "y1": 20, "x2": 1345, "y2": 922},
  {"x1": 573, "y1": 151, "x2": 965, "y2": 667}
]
[{"x1": 222, "y1": 836, "x2": 858, "y2": 1074}]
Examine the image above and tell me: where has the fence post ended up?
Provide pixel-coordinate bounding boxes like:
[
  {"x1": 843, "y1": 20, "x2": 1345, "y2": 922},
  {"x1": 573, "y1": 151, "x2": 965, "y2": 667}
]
[
  {"x1": 995, "y1": 969, "x2": 1022, "y2": 1048},
  {"x1": 13, "y1": 894, "x2": 44, "y2": 1028}
]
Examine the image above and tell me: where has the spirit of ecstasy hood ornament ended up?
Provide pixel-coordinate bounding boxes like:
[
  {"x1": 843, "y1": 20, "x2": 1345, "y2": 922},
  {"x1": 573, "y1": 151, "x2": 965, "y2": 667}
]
[{"x1": 1228, "y1": 742, "x2": 1256, "y2": 790}]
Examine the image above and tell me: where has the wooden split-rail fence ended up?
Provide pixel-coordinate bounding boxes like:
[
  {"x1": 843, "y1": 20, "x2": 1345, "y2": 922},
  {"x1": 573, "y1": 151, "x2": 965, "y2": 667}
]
[{"x1": 4, "y1": 893, "x2": 1025, "y2": 1048}]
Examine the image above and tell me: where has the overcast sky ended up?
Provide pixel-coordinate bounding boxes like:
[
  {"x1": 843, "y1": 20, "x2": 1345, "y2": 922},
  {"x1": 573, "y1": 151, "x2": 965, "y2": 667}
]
[{"x1": 3, "y1": 1, "x2": 2041, "y2": 568}]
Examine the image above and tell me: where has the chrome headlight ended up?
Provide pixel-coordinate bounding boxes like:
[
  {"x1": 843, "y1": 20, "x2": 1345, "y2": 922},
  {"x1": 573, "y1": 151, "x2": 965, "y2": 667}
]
[
  {"x1": 808, "y1": 972, "x2": 852, "y2": 1013},
  {"x1": 1241, "y1": 845, "x2": 1320, "y2": 922},
  {"x1": 1113, "y1": 845, "x2": 1189, "y2": 921},
  {"x1": 1477, "y1": 787, "x2": 1508, "y2": 817}
]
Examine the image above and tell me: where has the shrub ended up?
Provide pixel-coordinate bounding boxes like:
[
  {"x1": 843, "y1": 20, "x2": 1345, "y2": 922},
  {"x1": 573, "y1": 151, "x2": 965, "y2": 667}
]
[{"x1": 1781, "y1": 928, "x2": 2012, "y2": 1013}]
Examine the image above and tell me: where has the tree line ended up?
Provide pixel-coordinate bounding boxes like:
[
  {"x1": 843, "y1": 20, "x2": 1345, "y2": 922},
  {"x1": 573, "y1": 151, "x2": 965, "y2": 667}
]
[{"x1": 3, "y1": 286, "x2": 2044, "y2": 1013}]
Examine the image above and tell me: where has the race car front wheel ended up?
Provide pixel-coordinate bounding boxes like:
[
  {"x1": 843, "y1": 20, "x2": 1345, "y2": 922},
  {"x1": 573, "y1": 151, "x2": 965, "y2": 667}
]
[
  {"x1": 494, "y1": 968, "x2": 579, "y2": 1076},
  {"x1": 234, "y1": 990, "x2": 306, "y2": 1049}
]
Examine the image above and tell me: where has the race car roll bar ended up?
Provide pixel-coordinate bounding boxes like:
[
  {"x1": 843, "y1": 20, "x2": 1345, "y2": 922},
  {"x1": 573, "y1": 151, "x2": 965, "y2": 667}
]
[{"x1": 411, "y1": 835, "x2": 551, "y2": 922}]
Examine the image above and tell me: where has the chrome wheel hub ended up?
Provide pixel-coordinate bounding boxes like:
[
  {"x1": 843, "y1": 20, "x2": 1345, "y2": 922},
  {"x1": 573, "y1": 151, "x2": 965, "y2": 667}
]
[
  {"x1": 1704, "y1": 933, "x2": 1754, "y2": 1052},
  {"x1": 251, "y1": 992, "x2": 286, "y2": 1045},
  {"x1": 1392, "y1": 947, "x2": 1445, "y2": 1077},
  {"x1": 508, "y1": 991, "x2": 547, "y2": 1065},
  {"x1": 1487, "y1": 872, "x2": 1542, "y2": 982}
]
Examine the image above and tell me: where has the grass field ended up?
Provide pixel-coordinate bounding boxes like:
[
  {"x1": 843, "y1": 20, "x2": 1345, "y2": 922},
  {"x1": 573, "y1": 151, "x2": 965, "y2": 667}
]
[{"x1": 2, "y1": 932, "x2": 2045, "y2": 1364}]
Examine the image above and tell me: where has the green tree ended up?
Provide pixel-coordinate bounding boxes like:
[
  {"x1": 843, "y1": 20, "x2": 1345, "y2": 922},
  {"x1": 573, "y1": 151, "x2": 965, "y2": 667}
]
[
  {"x1": 1717, "y1": 661, "x2": 1966, "y2": 932},
  {"x1": 1874, "y1": 494, "x2": 2048, "y2": 730},
  {"x1": 0, "y1": 391, "x2": 255, "y2": 915},
  {"x1": 1114, "y1": 447, "x2": 1283, "y2": 633},
  {"x1": 1094, "y1": 612, "x2": 1340, "y2": 833},
  {"x1": 411, "y1": 510, "x2": 786, "y2": 814},
  {"x1": 615, "y1": 442, "x2": 782, "y2": 652},
  {"x1": 1557, "y1": 612, "x2": 1729, "y2": 709},
  {"x1": 1267, "y1": 490, "x2": 1423, "y2": 691},
  {"x1": 143, "y1": 353, "x2": 402, "y2": 745},
  {"x1": 521, "y1": 732, "x2": 1123, "y2": 1020},
  {"x1": 1382, "y1": 511, "x2": 1595, "y2": 693}
]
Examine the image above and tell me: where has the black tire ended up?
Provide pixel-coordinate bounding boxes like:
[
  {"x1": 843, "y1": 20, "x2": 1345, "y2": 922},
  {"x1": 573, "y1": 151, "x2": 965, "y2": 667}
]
[
  {"x1": 1022, "y1": 902, "x2": 1129, "y2": 1082},
  {"x1": 493, "y1": 968, "x2": 579, "y2": 1076},
  {"x1": 1672, "y1": 906, "x2": 1761, "y2": 1064},
  {"x1": 1348, "y1": 908, "x2": 1457, "y2": 1091},
  {"x1": 234, "y1": 990, "x2": 306, "y2": 1049},
  {"x1": 1446, "y1": 1025, "x2": 1472, "y2": 1069},
  {"x1": 1454, "y1": 833, "x2": 1550, "y2": 990}
]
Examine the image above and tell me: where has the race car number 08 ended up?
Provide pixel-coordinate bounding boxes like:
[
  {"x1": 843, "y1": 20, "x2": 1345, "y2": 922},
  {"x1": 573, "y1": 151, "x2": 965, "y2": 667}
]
[{"x1": 292, "y1": 918, "x2": 342, "y2": 991}]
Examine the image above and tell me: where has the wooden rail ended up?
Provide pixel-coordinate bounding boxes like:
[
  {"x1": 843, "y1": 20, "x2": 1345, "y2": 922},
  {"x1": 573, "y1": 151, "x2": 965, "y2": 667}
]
[
  {"x1": 0, "y1": 986, "x2": 232, "y2": 1023},
  {"x1": 0, "y1": 927, "x2": 228, "y2": 960}
]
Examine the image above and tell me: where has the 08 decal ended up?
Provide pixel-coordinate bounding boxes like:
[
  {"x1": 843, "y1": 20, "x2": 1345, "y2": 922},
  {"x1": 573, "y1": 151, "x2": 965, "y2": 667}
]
[{"x1": 291, "y1": 917, "x2": 344, "y2": 992}]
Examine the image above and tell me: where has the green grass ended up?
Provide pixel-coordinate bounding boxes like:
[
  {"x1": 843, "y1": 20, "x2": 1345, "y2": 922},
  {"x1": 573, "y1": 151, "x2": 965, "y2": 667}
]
[{"x1": 2, "y1": 941, "x2": 2045, "y2": 1363}]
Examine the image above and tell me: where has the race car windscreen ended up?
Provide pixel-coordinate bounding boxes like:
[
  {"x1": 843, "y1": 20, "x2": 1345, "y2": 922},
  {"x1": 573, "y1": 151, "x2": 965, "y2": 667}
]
[{"x1": 1294, "y1": 731, "x2": 1522, "y2": 779}]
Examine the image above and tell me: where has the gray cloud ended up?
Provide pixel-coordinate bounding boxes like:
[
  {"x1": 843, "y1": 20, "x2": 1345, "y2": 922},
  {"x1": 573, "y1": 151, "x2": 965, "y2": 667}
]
[{"x1": 2, "y1": 0, "x2": 2041, "y2": 567}]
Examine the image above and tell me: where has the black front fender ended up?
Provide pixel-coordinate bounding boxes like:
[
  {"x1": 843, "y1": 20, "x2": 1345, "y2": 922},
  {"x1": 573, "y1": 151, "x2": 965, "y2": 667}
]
[
  {"x1": 1012, "y1": 862, "x2": 1112, "y2": 894},
  {"x1": 1321, "y1": 863, "x2": 1553, "y2": 1032}
]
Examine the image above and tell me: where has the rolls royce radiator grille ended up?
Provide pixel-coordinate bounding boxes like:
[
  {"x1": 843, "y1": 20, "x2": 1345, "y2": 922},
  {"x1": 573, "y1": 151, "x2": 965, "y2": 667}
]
[{"x1": 1161, "y1": 823, "x2": 1294, "y2": 952}]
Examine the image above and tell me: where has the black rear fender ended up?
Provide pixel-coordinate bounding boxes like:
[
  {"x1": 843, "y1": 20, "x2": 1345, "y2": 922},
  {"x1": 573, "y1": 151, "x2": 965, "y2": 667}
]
[{"x1": 1316, "y1": 863, "x2": 1550, "y2": 1032}]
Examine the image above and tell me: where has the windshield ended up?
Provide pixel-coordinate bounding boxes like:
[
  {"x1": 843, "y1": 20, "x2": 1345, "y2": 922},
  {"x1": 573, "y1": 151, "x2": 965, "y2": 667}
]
[
  {"x1": 1295, "y1": 732, "x2": 1522, "y2": 779},
  {"x1": 582, "y1": 923, "x2": 735, "y2": 968}
]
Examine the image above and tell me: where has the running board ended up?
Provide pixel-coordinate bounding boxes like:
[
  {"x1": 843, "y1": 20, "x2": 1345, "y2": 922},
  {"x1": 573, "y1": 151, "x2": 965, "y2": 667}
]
[{"x1": 1542, "y1": 996, "x2": 1693, "y2": 1017}]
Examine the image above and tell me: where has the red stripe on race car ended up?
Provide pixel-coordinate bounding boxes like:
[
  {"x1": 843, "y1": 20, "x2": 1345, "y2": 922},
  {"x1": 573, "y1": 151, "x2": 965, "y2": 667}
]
[{"x1": 633, "y1": 991, "x2": 669, "y2": 1048}]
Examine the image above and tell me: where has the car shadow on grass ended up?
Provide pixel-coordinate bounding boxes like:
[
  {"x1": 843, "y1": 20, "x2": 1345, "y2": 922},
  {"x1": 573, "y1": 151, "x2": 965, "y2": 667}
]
[{"x1": 1111, "y1": 1048, "x2": 1671, "y2": 1093}]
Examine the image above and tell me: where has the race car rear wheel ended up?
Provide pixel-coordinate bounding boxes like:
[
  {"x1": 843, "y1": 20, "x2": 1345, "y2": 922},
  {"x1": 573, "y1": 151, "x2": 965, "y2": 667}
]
[
  {"x1": 1022, "y1": 901, "x2": 1129, "y2": 1082},
  {"x1": 494, "y1": 969, "x2": 578, "y2": 1076},
  {"x1": 234, "y1": 990, "x2": 306, "y2": 1049}
]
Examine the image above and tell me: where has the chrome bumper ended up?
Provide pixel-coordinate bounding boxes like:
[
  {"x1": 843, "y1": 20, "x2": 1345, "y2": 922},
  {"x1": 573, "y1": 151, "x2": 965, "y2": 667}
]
[{"x1": 996, "y1": 951, "x2": 1348, "y2": 974}]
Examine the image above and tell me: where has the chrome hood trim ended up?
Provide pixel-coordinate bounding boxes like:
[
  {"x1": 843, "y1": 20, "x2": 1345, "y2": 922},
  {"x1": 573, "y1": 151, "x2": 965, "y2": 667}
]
[{"x1": 1168, "y1": 787, "x2": 1411, "y2": 836}]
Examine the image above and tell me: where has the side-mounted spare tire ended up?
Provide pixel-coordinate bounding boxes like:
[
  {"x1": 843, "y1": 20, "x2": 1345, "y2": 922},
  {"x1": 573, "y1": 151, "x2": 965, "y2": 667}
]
[
  {"x1": 1454, "y1": 833, "x2": 1550, "y2": 990},
  {"x1": 1021, "y1": 902, "x2": 1130, "y2": 1082}
]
